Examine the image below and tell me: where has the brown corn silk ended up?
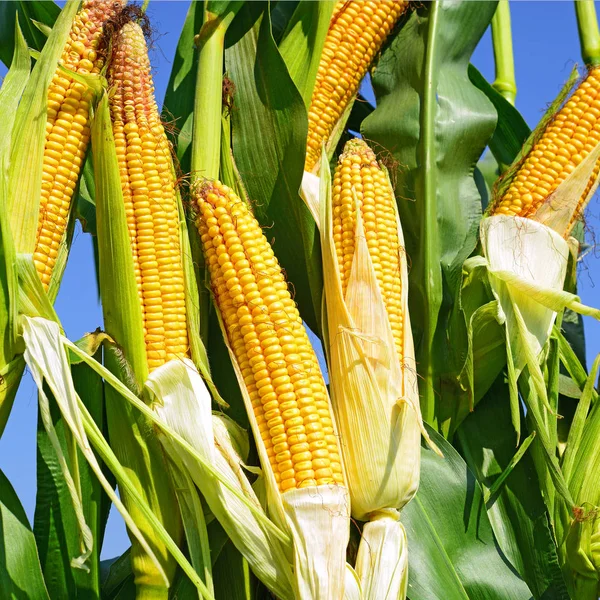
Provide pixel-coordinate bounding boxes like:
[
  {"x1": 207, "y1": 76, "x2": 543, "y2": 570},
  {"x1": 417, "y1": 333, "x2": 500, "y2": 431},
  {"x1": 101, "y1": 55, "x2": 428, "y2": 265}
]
[
  {"x1": 304, "y1": 0, "x2": 409, "y2": 172},
  {"x1": 193, "y1": 181, "x2": 344, "y2": 493},
  {"x1": 35, "y1": 0, "x2": 121, "y2": 289},
  {"x1": 107, "y1": 21, "x2": 189, "y2": 371},
  {"x1": 491, "y1": 66, "x2": 600, "y2": 235},
  {"x1": 332, "y1": 139, "x2": 404, "y2": 362}
]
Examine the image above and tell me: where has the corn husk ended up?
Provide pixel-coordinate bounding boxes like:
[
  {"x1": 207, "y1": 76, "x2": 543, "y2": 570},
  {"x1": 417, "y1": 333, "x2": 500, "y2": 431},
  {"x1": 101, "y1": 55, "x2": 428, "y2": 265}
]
[
  {"x1": 20, "y1": 313, "x2": 166, "y2": 582},
  {"x1": 145, "y1": 358, "x2": 296, "y2": 600},
  {"x1": 355, "y1": 510, "x2": 408, "y2": 600},
  {"x1": 480, "y1": 215, "x2": 600, "y2": 401},
  {"x1": 318, "y1": 149, "x2": 438, "y2": 599},
  {"x1": 480, "y1": 215, "x2": 600, "y2": 508}
]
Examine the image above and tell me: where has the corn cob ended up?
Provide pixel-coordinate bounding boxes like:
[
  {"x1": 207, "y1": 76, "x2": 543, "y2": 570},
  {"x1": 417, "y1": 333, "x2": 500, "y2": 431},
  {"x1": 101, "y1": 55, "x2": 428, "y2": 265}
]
[
  {"x1": 332, "y1": 139, "x2": 404, "y2": 362},
  {"x1": 34, "y1": 0, "x2": 120, "y2": 289},
  {"x1": 491, "y1": 67, "x2": 600, "y2": 234},
  {"x1": 107, "y1": 21, "x2": 189, "y2": 372},
  {"x1": 194, "y1": 181, "x2": 344, "y2": 493},
  {"x1": 304, "y1": 0, "x2": 409, "y2": 172}
]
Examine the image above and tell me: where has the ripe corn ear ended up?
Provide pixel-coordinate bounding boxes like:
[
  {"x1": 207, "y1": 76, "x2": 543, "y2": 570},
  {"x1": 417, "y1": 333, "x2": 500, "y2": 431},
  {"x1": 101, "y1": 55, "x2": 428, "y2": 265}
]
[
  {"x1": 491, "y1": 66, "x2": 600, "y2": 235},
  {"x1": 193, "y1": 180, "x2": 350, "y2": 600},
  {"x1": 304, "y1": 0, "x2": 409, "y2": 172},
  {"x1": 108, "y1": 21, "x2": 189, "y2": 372},
  {"x1": 333, "y1": 138, "x2": 404, "y2": 362},
  {"x1": 34, "y1": 0, "x2": 120, "y2": 289},
  {"x1": 194, "y1": 180, "x2": 343, "y2": 493},
  {"x1": 321, "y1": 139, "x2": 435, "y2": 599}
]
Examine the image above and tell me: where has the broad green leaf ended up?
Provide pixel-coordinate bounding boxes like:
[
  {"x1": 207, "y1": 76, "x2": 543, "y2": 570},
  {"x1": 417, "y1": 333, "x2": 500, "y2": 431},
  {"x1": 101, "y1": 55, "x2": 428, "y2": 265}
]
[
  {"x1": 403, "y1": 426, "x2": 532, "y2": 600},
  {"x1": 212, "y1": 540, "x2": 255, "y2": 600},
  {"x1": 0, "y1": 469, "x2": 50, "y2": 599},
  {"x1": 468, "y1": 64, "x2": 530, "y2": 167},
  {"x1": 0, "y1": 0, "x2": 60, "y2": 67},
  {"x1": 362, "y1": 1, "x2": 498, "y2": 426},
  {"x1": 100, "y1": 549, "x2": 133, "y2": 600},
  {"x1": 458, "y1": 379, "x2": 570, "y2": 600},
  {"x1": 34, "y1": 354, "x2": 108, "y2": 600},
  {"x1": 226, "y1": 6, "x2": 322, "y2": 333},
  {"x1": 278, "y1": 1, "x2": 334, "y2": 106},
  {"x1": 346, "y1": 93, "x2": 374, "y2": 134}
]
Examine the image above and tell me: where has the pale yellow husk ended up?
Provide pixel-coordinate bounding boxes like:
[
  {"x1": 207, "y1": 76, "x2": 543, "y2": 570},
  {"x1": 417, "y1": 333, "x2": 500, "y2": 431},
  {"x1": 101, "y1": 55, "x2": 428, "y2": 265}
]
[
  {"x1": 145, "y1": 358, "x2": 296, "y2": 600},
  {"x1": 318, "y1": 150, "x2": 438, "y2": 600},
  {"x1": 355, "y1": 510, "x2": 408, "y2": 600}
]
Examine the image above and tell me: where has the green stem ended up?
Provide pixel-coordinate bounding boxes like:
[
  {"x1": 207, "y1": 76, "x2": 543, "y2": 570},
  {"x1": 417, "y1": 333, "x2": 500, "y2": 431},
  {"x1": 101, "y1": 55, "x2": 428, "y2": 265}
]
[
  {"x1": 575, "y1": 0, "x2": 600, "y2": 67},
  {"x1": 191, "y1": 6, "x2": 241, "y2": 182},
  {"x1": 419, "y1": 4, "x2": 442, "y2": 428},
  {"x1": 491, "y1": 0, "x2": 517, "y2": 105}
]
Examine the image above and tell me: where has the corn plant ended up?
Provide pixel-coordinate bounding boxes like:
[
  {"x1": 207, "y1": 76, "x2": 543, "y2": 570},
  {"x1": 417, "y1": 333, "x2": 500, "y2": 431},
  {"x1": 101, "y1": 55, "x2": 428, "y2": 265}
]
[{"x1": 2, "y1": 1, "x2": 600, "y2": 599}]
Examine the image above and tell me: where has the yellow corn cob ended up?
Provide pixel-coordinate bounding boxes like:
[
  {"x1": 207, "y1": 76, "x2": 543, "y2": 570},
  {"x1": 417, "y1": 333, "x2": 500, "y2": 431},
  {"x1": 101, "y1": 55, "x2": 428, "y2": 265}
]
[
  {"x1": 332, "y1": 139, "x2": 404, "y2": 362},
  {"x1": 34, "y1": 0, "x2": 120, "y2": 289},
  {"x1": 108, "y1": 21, "x2": 189, "y2": 372},
  {"x1": 492, "y1": 67, "x2": 600, "y2": 234},
  {"x1": 305, "y1": 0, "x2": 409, "y2": 172},
  {"x1": 194, "y1": 181, "x2": 344, "y2": 493}
]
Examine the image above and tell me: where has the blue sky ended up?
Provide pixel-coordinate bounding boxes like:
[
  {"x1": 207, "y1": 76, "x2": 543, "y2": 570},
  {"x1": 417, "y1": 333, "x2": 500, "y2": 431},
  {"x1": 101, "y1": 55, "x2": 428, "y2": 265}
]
[{"x1": 1, "y1": 1, "x2": 599, "y2": 561}]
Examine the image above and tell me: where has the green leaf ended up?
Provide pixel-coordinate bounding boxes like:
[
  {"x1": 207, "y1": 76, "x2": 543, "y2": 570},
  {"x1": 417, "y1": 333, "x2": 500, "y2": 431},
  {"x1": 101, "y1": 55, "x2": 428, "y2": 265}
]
[
  {"x1": 0, "y1": 16, "x2": 30, "y2": 367},
  {"x1": 403, "y1": 426, "x2": 533, "y2": 600},
  {"x1": 457, "y1": 379, "x2": 570, "y2": 600},
  {"x1": 100, "y1": 549, "x2": 133, "y2": 600},
  {"x1": 0, "y1": 468, "x2": 50, "y2": 599},
  {"x1": 226, "y1": 5, "x2": 322, "y2": 333},
  {"x1": 34, "y1": 354, "x2": 108, "y2": 600},
  {"x1": 362, "y1": 1, "x2": 498, "y2": 426},
  {"x1": 468, "y1": 64, "x2": 530, "y2": 167},
  {"x1": 0, "y1": 0, "x2": 59, "y2": 67},
  {"x1": 278, "y1": 0, "x2": 334, "y2": 106},
  {"x1": 212, "y1": 541, "x2": 256, "y2": 600}
]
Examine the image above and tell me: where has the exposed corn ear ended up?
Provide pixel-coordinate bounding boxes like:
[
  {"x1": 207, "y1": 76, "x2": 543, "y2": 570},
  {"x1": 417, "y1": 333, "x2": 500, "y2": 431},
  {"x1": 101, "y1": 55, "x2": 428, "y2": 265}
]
[
  {"x1": 108, "y1": 20, "x2": 190, "y2": 372},
  {"x1": 304, "y1": 0, "x2": 409, "y2": 172},
  {"x1": 320, "y1": 141, "x2": 436, "y2": 599},
  {"x1": 193, "y1": 179, "x2": 350, "y2": 600},
  {"x1": 490, "y1": 67, "x2": 600, "y2": 236},
  {"x1": 34, "y1": 0, "x2": 120, "y2": 289},
  {"x1": 94, "y1": 17, "x2": 195, "y2": 595}
]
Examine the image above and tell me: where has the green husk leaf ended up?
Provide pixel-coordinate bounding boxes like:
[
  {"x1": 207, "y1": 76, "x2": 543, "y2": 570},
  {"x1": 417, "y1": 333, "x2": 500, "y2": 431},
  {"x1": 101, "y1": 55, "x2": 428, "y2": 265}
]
[
  {"x1": 92, "y1": 93, "x2": 147, "y2": 383},
  {"x1": 0, "y1": 16, "x2": 29, "y2": 366},
  {"x1": 7, "y1": 0, "x2": 79, "y2": 255}
]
